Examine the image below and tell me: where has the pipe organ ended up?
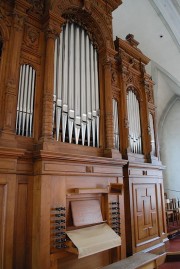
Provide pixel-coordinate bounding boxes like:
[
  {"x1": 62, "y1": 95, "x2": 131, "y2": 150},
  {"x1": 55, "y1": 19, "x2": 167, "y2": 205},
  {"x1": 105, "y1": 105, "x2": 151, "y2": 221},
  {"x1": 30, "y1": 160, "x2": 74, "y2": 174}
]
[
  {"x1": 54, "y1": 22, "x2": 100, "y2": 147},
  {"x1": 16, "y1": 64, "x2": 36, "y2": 137},
  {"x1": 126, "y1": 87, "x2": 142, "y2": 154},
  {"x1": 0, "y1": 1, "x2": 166, "y2": 269}
]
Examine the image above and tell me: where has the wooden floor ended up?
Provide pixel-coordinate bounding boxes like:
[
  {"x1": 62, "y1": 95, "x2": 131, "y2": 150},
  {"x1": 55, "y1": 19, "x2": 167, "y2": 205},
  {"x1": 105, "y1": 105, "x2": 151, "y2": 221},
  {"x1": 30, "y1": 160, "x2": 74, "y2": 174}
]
[{"x1": 159, "y1": 233, "x2": 180, "y2": 269}]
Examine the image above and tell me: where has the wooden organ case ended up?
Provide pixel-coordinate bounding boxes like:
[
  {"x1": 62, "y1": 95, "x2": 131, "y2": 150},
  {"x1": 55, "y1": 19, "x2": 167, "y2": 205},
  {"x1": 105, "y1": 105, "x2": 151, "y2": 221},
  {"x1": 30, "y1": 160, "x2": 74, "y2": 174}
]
[
  {"x1": 114, "y1": 35, "x2": 167, "y2": 256},
  {"x1": 0, "y1": 1, "x2": 166, "y2": 269}
]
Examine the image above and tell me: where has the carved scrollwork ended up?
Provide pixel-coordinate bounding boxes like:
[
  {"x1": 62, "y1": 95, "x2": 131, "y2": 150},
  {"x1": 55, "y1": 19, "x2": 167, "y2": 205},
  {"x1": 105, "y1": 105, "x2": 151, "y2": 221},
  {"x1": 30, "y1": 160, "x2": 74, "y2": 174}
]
[
  {"x1": 0, "y1": 7, "x2": 10, "y2": 29},
  {"x1": 62, "y1": 12, "x2": 100, "y2": 49},
  {"x1": 121, "y1": 66, "x2": 128, "y2": 81},
  {"x1": 28, "y1": 0, "x2": 45, "y2": 15},
  {"x1": 144, "y1": 81, "x2": 153, "y2": 103},
  {"x1": 126, "y1": 73, "x2": 134, "y2": 85},
  {"x1": 24, "y1": 25, "x2": 40, "y2": 49},
  {"x1": 51, "y1": 0, "x2": 114, "y2": 50},
  {"x1": 146, "y1": 88, "x2": 153, "y2": 103}
]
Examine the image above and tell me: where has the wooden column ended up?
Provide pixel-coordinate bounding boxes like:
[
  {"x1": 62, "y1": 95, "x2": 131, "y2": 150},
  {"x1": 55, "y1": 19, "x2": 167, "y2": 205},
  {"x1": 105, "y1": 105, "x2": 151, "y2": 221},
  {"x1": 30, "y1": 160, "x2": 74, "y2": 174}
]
[
  {"x1": 143, "y1": 79, "x2": 153, "y2": 159},
  {"x1": 102, "y1": 57, "x2": 114, "y2": 151},
  {"x1": 42, "y1": 29, "x2": 56, "y2": 140},
  {"x1": 41, "y1": 16, "x2": 63, "y2": 142},
  {"x1": 2, "y1": 0, "x2": 31, "y2": 136},
  {"x1": 120, "y1": 67, "x2": 131, "y2": 157}
]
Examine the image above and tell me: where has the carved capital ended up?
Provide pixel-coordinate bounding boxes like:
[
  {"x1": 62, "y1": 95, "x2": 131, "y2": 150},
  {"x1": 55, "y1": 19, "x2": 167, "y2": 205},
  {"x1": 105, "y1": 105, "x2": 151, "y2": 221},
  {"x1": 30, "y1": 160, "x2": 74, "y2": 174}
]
[
  {"x1": 45, "y1": 25, "x2": 58, "y2": 40},
  {"x1": 12, "y1": 12, "x2": 26, "y2": 32},
  {"x1": 121, "y1": 66, "x2": 128, "y2": 81},
  {"x1": 0, "y1": 7, "x2": 11, "y2": 29},
  {"x1": 111, "y1": 70, "x2": 118, "y2": 86},
  {"x1": 43, "y1": 14, "x2": 63, "y2": 40}
]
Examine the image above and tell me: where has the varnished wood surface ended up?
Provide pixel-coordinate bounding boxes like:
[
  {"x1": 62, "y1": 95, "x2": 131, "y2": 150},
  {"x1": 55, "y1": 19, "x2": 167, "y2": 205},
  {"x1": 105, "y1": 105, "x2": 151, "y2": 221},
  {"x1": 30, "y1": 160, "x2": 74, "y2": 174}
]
[{"x1": 0, "y1": 0, "x2": 166, "y2": 269}]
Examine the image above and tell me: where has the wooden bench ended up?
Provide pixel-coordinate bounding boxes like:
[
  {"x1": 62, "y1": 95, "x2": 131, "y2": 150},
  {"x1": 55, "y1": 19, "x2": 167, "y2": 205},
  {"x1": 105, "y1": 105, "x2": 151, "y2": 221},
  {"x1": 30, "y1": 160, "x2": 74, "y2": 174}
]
[{"x1": 102, "y1": 252, "x2": 163, "y2": 269}]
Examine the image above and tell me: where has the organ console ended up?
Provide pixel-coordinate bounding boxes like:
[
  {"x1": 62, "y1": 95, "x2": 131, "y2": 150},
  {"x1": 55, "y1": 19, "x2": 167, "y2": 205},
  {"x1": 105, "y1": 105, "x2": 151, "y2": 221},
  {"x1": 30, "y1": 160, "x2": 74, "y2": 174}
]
[{"x1": 0, "y1": 1, "x2": 167, "y2": 269}]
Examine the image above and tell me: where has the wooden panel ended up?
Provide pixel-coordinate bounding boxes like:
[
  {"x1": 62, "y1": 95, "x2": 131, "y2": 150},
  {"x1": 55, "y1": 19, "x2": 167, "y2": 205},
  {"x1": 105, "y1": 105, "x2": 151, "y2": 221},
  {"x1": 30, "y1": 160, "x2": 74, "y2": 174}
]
[
  {"x1": 0, "y1": 176, "x2": 16, "y2": 269},
  {"x1": 44, "y1": 162, "x2": 85, "y2": 173},
  {"x1": 57, "y1": 251, "x2": 110, "y2": 269},
  {"x1": 0, "y1": 158, "x2": 16, "y2": 172},
  {"x1": 133, "y1": 183, "x2": 159, "y2": 246},
  {"x1": 0, "y1": 183, "x2": 7, "y2": 268},
  {"x1": 14, "y1": 182, "x2": 28, "y2": 269},
  {"x1": 93, "y1": 166, "x2": 122, "y2": 175}
]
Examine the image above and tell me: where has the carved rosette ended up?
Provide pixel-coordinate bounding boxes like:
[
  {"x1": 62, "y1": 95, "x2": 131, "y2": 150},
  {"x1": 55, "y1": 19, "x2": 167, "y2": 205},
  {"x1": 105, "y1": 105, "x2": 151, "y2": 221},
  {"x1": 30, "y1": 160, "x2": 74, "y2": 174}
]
[{"x1": 23, "y1": 25, "x2": 40, "y2": 49}]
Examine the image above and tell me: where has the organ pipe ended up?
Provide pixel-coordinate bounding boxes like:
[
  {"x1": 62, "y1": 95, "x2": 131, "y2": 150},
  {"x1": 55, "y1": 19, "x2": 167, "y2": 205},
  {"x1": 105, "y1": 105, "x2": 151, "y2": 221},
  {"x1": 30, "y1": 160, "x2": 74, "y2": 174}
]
[
  {"x1": 113, "y1": 99, "x2": 120, "y2": 150},
  {"x1": 54, "y1": 22, "x2": 100, "y2": 147},
  {"x1": 16, "y1": 64, "x2": 36, "y2": 137},
  {"x1": 127, "y1": 88, "x2": 142, "y2": 154},
  {"x1": 149, "y1": 113, "x2": 156, "y2": 156}
]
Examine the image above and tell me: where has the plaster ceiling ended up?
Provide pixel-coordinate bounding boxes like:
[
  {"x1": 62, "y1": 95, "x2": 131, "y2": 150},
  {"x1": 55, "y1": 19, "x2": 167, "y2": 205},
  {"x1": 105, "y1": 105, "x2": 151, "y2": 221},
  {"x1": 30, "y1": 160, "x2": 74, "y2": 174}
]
[{"x1": 112, "y1": 0, "x2": 180, "y2": 95}]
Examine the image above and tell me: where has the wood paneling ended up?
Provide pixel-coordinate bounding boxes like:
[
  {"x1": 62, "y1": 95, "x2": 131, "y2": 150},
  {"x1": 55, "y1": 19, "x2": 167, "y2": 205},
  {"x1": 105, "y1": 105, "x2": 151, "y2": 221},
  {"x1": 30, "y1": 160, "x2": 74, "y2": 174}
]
[
  {"x1": 133, "y1": 184, "x2": 158, "y2": 243},
  {"x1": 124, "y1": 165, "x2": 166, "y2": 255},
  {"x1": 14, "y1": 182, "x2": 28, "y2": 269},
  {"x1": 0, "y1": 176, "x2": 16, "y2": 269}
]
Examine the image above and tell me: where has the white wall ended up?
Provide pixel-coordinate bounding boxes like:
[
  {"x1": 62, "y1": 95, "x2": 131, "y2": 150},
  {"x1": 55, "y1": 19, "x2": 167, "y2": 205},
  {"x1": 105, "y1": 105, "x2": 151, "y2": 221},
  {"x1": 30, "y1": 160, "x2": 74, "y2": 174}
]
[
  {"x1": 155, "y1": 71, "x2": 175, "y2": 125},
  {"x1": 160, "y1": 98, "x2": 180, "y2": 199}
]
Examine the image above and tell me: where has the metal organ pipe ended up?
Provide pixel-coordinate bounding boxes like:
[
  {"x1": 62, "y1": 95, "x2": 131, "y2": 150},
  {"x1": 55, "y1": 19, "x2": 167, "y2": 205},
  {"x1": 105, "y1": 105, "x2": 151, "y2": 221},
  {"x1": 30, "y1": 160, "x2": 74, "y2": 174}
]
[
  {"x1": 54, "y1": 22, "x2": 100, "y2": 147},
  {"x1": 74, "y1": 26, "x2": 81, "y2": 144},
  {"x1": 149, "y1": 113, "x2": 156, "y2": 156},
  {"x1": 85, "y1": 34, "x2": 91, "y2": 147},
  {"x1": 68, "y1": 23, "x2": 75, "y2": 143},
  {"x1": 94, "y1": 49, "x2": 99, "y2": 147},
  {"x1": 113, "y1": 99, "x2": 120, "y2": 150},
  {"x1": 16, "y1": 64, "x2": 36, "y2": 137},
  {"x1": 80, "y1": 30, "x2": 86, "y2": 146},
  {"x1": 127, "y1": 88, "x2": 142, "y2": 154}
]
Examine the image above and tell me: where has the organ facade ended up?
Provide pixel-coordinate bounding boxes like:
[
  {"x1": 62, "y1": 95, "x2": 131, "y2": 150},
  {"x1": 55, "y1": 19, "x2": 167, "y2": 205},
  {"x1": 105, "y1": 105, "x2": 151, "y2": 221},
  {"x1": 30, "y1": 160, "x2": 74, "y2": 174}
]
[{"x1": 0, "y1": 1, "x2": 167, "y2": 269}]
